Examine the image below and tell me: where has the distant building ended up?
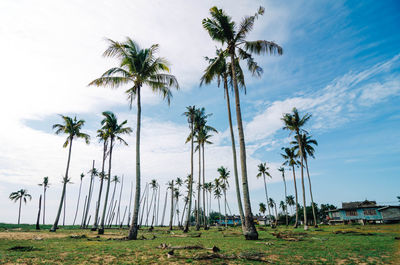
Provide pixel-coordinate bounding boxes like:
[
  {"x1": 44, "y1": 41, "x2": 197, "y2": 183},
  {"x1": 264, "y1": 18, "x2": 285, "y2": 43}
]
[
  {"x1": 216, "y1": 215, "x2": 242, "y2": 226},
  {"x1": 327, "y1": 200, "x2": 400, "y2": 224},
  {"x1": 378, "y1": 206, "x2": 400, "y2": 223}
]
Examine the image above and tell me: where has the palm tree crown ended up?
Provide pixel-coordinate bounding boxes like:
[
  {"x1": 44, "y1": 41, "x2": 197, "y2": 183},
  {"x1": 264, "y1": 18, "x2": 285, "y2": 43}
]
[
  {"x1": 9, "y1": 189, "x2": 31, "y2": 203},
  {"x1": 53, "y1": 115, "x2": 90, "y2": 147}
]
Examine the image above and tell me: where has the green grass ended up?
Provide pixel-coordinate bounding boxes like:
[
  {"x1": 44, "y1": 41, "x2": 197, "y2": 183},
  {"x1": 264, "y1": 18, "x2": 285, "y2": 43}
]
[{"x1": 0, "y1": 223, "x2": 398, "y2": 264}]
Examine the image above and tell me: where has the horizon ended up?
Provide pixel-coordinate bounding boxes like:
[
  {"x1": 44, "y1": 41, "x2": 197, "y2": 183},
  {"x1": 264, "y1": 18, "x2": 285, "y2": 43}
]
[{"x1": 1, "y1": 0, "x2": 399, "y2": 225}]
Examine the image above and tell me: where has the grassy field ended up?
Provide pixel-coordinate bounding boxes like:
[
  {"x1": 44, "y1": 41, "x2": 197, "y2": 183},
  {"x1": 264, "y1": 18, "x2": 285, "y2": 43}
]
[{"x1": 0, "y1": 223, "x2": 399, "y2": 264}]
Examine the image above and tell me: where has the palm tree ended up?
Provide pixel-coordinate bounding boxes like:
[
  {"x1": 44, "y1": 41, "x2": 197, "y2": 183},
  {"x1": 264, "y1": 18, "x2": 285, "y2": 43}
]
[
  {"x1": 193, "y1": 111, "x2": 217, "y2": 230},
  {"x1": 50, "y1": 115, "x2": 90, "y2": 232},
  {"x1": 281, "y1": 147, "x2": 300, "y2": 228},
  {"x1": 213, "y1": 179, "x2": 222, "y2": 225},
  {"x1": 203, "y1": 6, "x2": 282, "y2": 240},
  {"x1": 278, "y1": 167, "x2": 289, "y2": 226},
  {"x1": 268, "y1": 198, "x2": 278, "y2": 227},
  {"x1": 183, "y1": 106, "x2": 196, "y2": 232},
  {"x1": 98, "y1": 111, "x2": 132, "y2": 234},
  {"x1": 256, "y1": 162, "x2": 272, "y2": 226},
  {"x1": 174, "y1": 189, "x2": 181, "y2": 227},
  {"x1": 38, "y1": 176, "x2": 50, "y2": 224},
  {"x1": 62, "y1": 176, "x2": 73, "y2": 226},
  {"x1": 259, "y1": 203, "x2": 266, "y2": 219},
  {"x1": 89, "y1": 38, "x2": 178, "y2": 240},
  {"x1": 279, "y1": 200, "x2": 287, "y2": 225},
  {"x1": 291, "y1": 133, "x2": 318, "y2": 227},
  {"x1": 218, "y1": 166, "x2": 230, "y2": 228},
  {"x1": 200, "y1": 49, "x2": 250, "y2": 226},
  {"x1": 73, "y1": 173, "x2": 85, "y2": 226},
  {"x1": 9, "y1": 189, "x2": 31, "y2": 224},
  {"x1": 149, "y1": 179, "x2": 158, "y2": 229},
  {"x1": 93, "y1": 128, "x2": 109, "y2": 230},
  {"x1": 286, "y1": 195, "x2": 295, "y2": 215},
  {"x1": 282, "y1": 108, "x2": 311, "y2": 230}
]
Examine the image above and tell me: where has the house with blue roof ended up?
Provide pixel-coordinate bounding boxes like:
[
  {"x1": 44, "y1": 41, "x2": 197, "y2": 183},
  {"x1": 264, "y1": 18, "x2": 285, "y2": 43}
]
[{"x1": 327, "y1": 200, "x2": 383, "y2": 224}]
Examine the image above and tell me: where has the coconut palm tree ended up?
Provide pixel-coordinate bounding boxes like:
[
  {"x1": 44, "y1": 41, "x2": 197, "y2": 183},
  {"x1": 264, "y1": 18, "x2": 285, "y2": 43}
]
[
  {"x1": 9, "y1": 189, "x2": 31, "y2": 225},
  {"x1": 278, "y1": 167, "x2": 289, "y2": 226},
  {"x1": 282, "y1": 108, "x2": 311, "y2": 230},
  {"x1": 174, "y1": 189, "x2": 181, "y2": 227},
  {"x1": 218, "y1": 166, "x2": 230, "y2": 228},
  {"x1": 259, "y1": 203, "x2": 266, "y2": 218},
  {"x1": 256, "y1": 162, "x2": 272, "y2": 226},
  {"x1": 213, "y1": 179, "x2": 222, "y2": 225},
  {"x1": 98, "y1": 111, "x2": 132, "y2": 234},
  {"x1": 93, "y1": 128, "x2": 109, "y2": 230},
  {"x1": 38, "y1": 177, "x2": 50, "y2": 225},
  {"x1": 291, "y1": 133, "x2": 318, "y2": 227},
  {"x1": 200, "y1": 49, "x2": 252, "y2": 226},
  {"x1": 89, "y1": 38, "x2": 178, "y2": 240},
  {"x1": 149, "y1": 179, "x2": 158, "y2": 229},
  {"x1": 183, "y1": 106, "x2": 196, "y2": 232},
  {"x1": 286, "y1": 195, "x2": 295, "y2": 215},
  {"x1": 281, "y1": 147, "x2": 300, "y2": 228},
  {"x1": 202, "y1": 6, "x2": 282, "y2": 240},
  {"x1": 73, "y1": 173, "x2": 85, "y2": 226},
  {"x1": 50, "y1": 115, "x2": 90, "y2": 232},
  {"x1": 268, "y1": 198, "x2": 278, "y2": 227}
]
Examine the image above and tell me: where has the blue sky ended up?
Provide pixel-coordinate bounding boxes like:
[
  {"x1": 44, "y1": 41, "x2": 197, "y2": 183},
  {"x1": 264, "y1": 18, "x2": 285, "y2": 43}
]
[{"x1": 0, "y1": 0, "x2": 399, "y2": 224}]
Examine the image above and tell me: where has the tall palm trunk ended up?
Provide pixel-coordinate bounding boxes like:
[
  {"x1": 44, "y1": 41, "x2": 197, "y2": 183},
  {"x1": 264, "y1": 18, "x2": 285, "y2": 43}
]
[
  {"x1": 63, "y1": 191, "x2": 66, "y2": 226},
  {"x1": 43, "y1": 186, "x2": 46, "y2": 224},
  {"x1": 224, "y1": 190, "x2": 227, "y2": 228},
  {"x1": 161, "y1": 190, "x2": 168, "y2": 226},
  {"x1": 93, "y1": 141, "x2": 107, "y2": 229},
  {"x1": 169, "y1": 181, "x2": 174, "y2": 230},
  {"x1": 180, "y1": 199, "x2": 188, "y2": 228},
  {"x1": 291, "y1": 165, "x2": 299, "y2": 228},
  {"x1": 128, "y1": 86, "x2": 142, "y2": 240},
  {"x1": 196, "y1": 143, "x2": 201, "y2": 231},
  {"x1": 99, "y1": 137, "x2": 114, "y2": 234},
  {"x1": 50, "y1": 137, "x2": 73, "y2": 232},
  {"x1": 263, "y1": 174, "x2": 272, "y2": 226},
  {"x1": 127, "y1": 181, "x2": 133, "y2": 227},
  {"x1": 305, "y1": 158, "x2": 318, "y2": 227},
  {"x1": 274, "y1": 204, "x2": 278, "y2": 226},
  {"x1": 229, "y1": 52, "x2": 258, "y2": 240},
  {"x1": 296, "y1": 132, "x2": 308, "y2": 230},
  {"x1": 283, "y1": 176, "x2": 288, "y2": 226},
  {"x1": 36, "y1": 195, "x2": 42, "y2": 230},
  {"x1": 18, "y1": 197, "x2": 22, "y2": 225},
  {"x1": 217, "y1": 197, "x2": 221, "y2": 224},
  {"x1": 116, "y1": 176, "x2": 124, "y2": 225},
  {"x1": 183, "y1": 121, "x2": 194, "y2": 233},
  {"x1": 202, "y1": 143, "x2": 208, "y2": 229},
  {"x1": 223, "y1": 77, "x2": 245, "y2": 226},
  {"x1": 73, "y1": 178, "x2": 83, "y2": 226}
]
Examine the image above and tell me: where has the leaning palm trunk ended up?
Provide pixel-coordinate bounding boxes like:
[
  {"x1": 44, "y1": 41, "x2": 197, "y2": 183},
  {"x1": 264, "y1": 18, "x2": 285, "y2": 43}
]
[
  {"x1": 223, "y1": 77, "x2": 245, "y2": 226},
  {"x1": 296, "y1": 132, "x2": 308, "y2": 230},
  {"x1": 169, "y1": 181, "x2": 174, "y2": 230},
  {"x1": 128, "y1": 87, "x2": 142, "y2": 240},
  {"x1": 183, "y1": 122, "x2": 194, "y2": 233},
  {"x1": 50, "y1": 137, "x2": 73, "y2": 232},
  {"x1": 93, "y1": 142, "x2": 107, "y2": 229},
  {"x1": 83, "y1": 161, "x2": 95, "y2": 228},
  {"x1": 229, "y1": 52, "x2": 258, "y2": 240},
  {"x1": 218, "y1": 197, "x2": 222, "y2": 225},
  {"x1": 161, "y1": 190, "x2": 168, "y2": 226},
  {"x1": 99, "y1": 137, "x2": 114, "y2": 234},
  {"x1": 202, "y1": 143, "x2": 208, "y2": 229},
  {"x1": 224, "y1": 190, "x2": 227, "y2": 228},
  {"x1": 291, "y1": 165, "x2": 299, "y2": 228},
  {"x1": 106, "y1": 179, "x2": 118, "y2": 225},
  {"x1": 263, "y1": 174, "x2": 272, "y2": 226},
  {"x1": 116, "y1": 176, "x2": 124, "y2": 225},
  {"x1": 305, "y1": 158, "x2": 317, "y2": 227},
  {"x1": 73, "y1": 178, "x2": 83, "y2": 226},
  {"x1": 36, "y1": 195, "x2": 42, "y2": 230},
  {"x1": 196, "y1": 143, "x2": 201, "y2": 231}
]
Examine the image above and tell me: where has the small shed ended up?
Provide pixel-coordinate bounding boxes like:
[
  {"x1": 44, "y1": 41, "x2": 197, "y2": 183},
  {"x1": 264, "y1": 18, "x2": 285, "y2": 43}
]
[{"x1": 378, "y1": 206, "x2": 400, "y2": 223}]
